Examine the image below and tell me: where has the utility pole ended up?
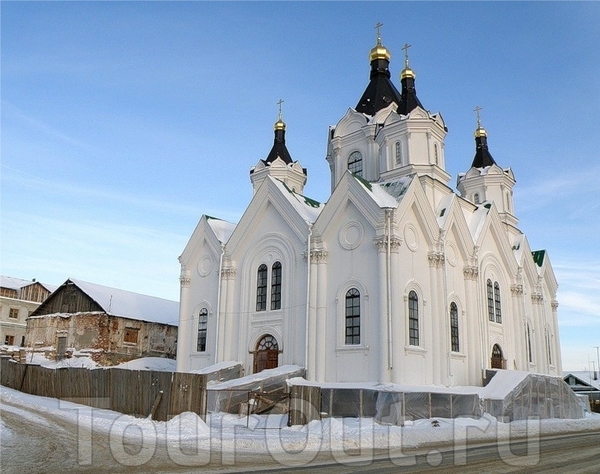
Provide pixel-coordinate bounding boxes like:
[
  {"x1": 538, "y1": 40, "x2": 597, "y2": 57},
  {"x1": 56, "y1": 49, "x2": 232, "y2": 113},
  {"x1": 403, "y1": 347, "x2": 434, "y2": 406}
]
[{"x1": 593, "y1": 346, "x2": 600, "y2": 381}]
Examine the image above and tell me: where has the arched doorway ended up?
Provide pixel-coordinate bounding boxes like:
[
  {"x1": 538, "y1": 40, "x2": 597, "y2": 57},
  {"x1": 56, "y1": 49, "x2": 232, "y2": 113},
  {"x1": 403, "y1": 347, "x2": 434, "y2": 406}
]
[
  {"x1": 491, "y1": 344, "x2": 505, "y2": 369},
  {"x1": 253, "y1": 334, "x2": 279, "y2": 373}
]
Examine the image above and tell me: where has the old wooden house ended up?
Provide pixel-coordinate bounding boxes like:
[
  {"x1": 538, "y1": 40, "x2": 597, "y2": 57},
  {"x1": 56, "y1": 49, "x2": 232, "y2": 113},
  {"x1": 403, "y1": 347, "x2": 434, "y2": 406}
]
[
  {"x1": 1, "y1": 276, "x2": 57, "y2": 347},
  {"x1": 26, "y1": 278, "x2": 179, "y2": 365}
]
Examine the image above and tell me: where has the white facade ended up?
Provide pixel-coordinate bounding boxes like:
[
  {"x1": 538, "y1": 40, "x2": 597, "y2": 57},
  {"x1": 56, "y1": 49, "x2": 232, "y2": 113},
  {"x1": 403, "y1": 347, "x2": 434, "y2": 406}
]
[{"x1": 176, "y1": 40, "x2": 562, "y2": 386}]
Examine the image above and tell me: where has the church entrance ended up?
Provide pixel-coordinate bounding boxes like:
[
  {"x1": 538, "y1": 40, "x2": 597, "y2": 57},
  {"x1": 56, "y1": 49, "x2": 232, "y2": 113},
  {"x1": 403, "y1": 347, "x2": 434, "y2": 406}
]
[
  {"x1": 491, "y1": 343, "x2": 505, "y2": 369},
  {"x1": 253, "y1": 334, "x2": 279, "y2": 373}
]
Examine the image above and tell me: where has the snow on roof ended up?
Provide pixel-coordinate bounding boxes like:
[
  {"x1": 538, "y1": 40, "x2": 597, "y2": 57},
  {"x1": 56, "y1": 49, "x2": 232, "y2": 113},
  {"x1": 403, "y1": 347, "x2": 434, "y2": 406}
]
[
  {"x1": 205, "y1": 216, "x2": 237, "y2": 244},
  {"x1": 190, "y1": 361, "x2": 242, "y2": 374},
  {"x1": 0, "y1": 275, "x2": 57, "y2": 293},
  {"x1": 564, "y1": 371, "x2": 600, "y2": 391},
  {"x1": 468, "y1": 201, "x2": 492, "y2": 241},
  {"x1": 354, "y1": 175, "x2": 413, "y2": 208},
  {"x1": 208, "y1": 364, "x2": 303, "y2": 391},
  {"x1": 69, "y1": 278, "x2": 179, "y2": 326},
  {"x1": 436, "y1": 193, "x2": 455, "y2": 227},
  {"x1": 479, "y1": 370, "x2": 531, "y2": 400},
  {"x1": 272, "y1": 178, "x2": 324, "y2": 224},
  {"x1": 511, "y1": 234, "x2": 526, "y2": 263}
]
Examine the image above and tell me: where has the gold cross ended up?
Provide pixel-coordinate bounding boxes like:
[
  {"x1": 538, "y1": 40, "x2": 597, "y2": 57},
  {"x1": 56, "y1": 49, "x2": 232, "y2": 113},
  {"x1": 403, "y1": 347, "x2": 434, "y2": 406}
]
[
  {"x1": 402, "y1": 43, "x2": 412, "y2": 67},
  {"x1": 375, "y1": 22, "x2": 383, "y2": 43},
  {"x1": 277, "y1": 99, "x2": 284, "y2": 119},
  {"x1": 473, "y1": 106, "x2": 483, "y2": 127}
]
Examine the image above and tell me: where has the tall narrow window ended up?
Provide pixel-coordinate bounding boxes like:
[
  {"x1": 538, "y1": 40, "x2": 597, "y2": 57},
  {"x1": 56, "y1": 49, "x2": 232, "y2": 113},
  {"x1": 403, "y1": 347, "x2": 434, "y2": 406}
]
[
  {"x1": 527, "y1": 323, "x2": 533, "y2": 363},
  {"x1": 271, "y1": 261, "x2": 282, "y2": 310},
  {"x1": 434, "y1": 143, "x2": 439, "y2": 165},
  {"x1": 345, "y1": 288, "x2": 361, "y2": 345},
  {"x1": 487, "y1": 279, "x2": 495, "y2": 322},
  {"x1": 197, "y1": 308, "x2": 208, "y2": 352},
  {"x1": 474, "y1": 193, "x2": 480, "y2": 205},
  {"x1": 450, "y1": 302, "x2": 459, "y2": 352},
  {"x1": 494, "y1": 282, "x2": 502, "y2": 323},
  {"x1": 395, "y1": 142, "x2": 402, "y2": 165},
  {"x1": 348, "y1": 151, "x2": 363, "y2": 177},
  {"x1": 409, "y1": 290, "x2": 419, "y2": 346},
  {"x1": 256, "y1": 264, "x2": 268, "y2": 311}
]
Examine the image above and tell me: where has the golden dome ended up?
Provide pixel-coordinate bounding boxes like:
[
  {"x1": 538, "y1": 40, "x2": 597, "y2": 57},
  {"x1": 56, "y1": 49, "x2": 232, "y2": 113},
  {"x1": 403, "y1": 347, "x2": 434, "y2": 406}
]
[
  {"x1": 474, "y1": 126, "x2": 487, "y2": 138},
  {"x1": 274, "y1": 118, "x2": 286, "y2": 131},
  {"x1": 401, "y1": 67, "x2": 415, "y2": 80},
  {"x1": 370, "y1": 41, "x2": 391, "y2": 61}
]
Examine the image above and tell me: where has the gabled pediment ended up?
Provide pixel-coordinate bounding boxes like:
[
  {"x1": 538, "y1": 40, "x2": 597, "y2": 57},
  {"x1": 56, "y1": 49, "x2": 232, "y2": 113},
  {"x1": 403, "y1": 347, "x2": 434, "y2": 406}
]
[
  {"x1": 333, "y1": 108, "x2": 369, "y2": 138},
  {"x1": 180, "y1": 215, "x2": 234, "y2": 266},
  {"x1": 473, "y1": 203, "x2": 519, "y2": 274},
  {"x1": 437, "y1": 195, "x2": 475, "y2": 260},
  {"x1": 370, "y1": 102, "x2": 397, "y2": 125},
  {"x1": 227, "y1": 177, "x2": 320, "y2": 253}
]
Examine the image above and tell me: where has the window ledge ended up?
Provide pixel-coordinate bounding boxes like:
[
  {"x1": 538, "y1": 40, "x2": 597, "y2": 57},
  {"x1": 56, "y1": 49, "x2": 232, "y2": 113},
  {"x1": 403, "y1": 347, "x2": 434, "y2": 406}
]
[
  {"x1": 404, "y1": 345, "x2": 426, "y2": 356},
  {"x1": 336, "y1": 345, "x2": 369, "y2": 355},
  {"x1": 450, "y1": 351, "x2": 466, "y2": 360}
]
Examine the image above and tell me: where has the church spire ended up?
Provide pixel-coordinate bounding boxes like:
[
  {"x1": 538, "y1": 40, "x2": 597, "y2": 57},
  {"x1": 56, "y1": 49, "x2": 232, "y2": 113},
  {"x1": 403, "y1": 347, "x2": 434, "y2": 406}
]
[
  {"x1": 355, "y1": 23, "x2": 402, "y2": 116},
  {"x1": 264, "y1": 99, "x2": 292, "y2": 164},
  {"x1": 470, "y1": 106, "x2": 496, "y2": 168},
  {"x1": 397, "y1": 43, "x2": 424, "y2": 115}
]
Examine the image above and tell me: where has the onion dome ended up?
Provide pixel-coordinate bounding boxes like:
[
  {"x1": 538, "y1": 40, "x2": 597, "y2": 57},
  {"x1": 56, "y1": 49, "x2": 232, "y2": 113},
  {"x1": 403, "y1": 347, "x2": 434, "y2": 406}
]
[
  {"x1": 471, "y1": 107, "x2": 496, "y2": 168},
  {"x1": 356, "y1": 25, "x2": 402, "y2": 116},
  {"x1": 397, "y1": 43, "x2": 423, "y2": 115}
]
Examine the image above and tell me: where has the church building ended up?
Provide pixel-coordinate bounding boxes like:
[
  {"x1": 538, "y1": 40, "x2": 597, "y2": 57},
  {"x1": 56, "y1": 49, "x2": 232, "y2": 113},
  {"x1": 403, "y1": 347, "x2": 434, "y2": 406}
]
[{"x1": 176, "y1": 33, "x2": 562, "y2": 387}]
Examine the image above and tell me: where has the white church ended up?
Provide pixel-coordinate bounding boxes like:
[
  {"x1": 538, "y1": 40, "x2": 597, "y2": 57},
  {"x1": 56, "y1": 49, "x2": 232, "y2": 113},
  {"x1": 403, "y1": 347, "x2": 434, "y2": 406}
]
[{"x1": 176, "y1": 34, "x2": 562, "y2": 387}]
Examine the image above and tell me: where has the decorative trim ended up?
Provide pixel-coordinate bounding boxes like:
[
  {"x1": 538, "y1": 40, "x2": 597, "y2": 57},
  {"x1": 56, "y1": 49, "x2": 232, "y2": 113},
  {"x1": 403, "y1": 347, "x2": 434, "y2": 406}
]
[
  {"x1": 373, "y1": 236, "x2": 402, "y2": 253},
  {"x1": 510, "y1": 284, "x2": 524, "y2": 297},
  {"x1": 463, "y1": 266, "x2": 479, "y2": 280},
  {"x1": 551, "y1": 300, "x2": 559, "y2": 310},
  {"x1": 428, "y1": 251, "x2": 445, "y2": 268},
  {"x1": 179, "y1": 276, "x2": 191, "y2": 288},
  {"x1": 310, "y1": 249, "x2": 328, "y2": 264},
  {"x1": 221, "y1": 267, "x2": 236, "y2": 279},
  {"x1": 531, "y1": 292, "x2": 544, "y2": 305}
]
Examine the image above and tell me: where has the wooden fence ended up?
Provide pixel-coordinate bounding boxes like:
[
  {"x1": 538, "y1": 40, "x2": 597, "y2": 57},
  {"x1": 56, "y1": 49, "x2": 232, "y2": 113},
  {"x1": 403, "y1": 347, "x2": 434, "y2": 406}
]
[{"x1": 0, "y1": 356, "x2": 206, "y2": 422}]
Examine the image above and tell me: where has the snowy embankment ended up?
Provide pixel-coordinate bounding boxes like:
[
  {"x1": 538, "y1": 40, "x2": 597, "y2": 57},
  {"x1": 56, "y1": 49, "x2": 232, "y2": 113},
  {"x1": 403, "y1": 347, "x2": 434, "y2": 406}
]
[{"x1": 2, "y1": 384, "x2": 599, "y2": 466}]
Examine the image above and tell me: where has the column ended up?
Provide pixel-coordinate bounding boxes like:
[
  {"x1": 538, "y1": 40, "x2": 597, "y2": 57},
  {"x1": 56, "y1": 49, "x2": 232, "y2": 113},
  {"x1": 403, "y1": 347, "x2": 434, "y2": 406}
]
[
  {"x1": 176, "y1": 269, "x2": 191, "y2": 372},
  {"x1": 315, "y1": 250, "x2": 328, "y2": 382},
  {"x1": 375, "y1": 237, "x2": 390, "y2": 384},
  {"x1": 463, "y1": 265, "x2": 479, "y2": 385},
  {"x1": 389, "y1": 238, "x2": 403, "y2": 383},
  {"x1": 428, "y1": 251, "x2": 441, "y2": 385},
  {"x1": 221, "y1": 267, "x2": 236, "y2": 361},
  {"x1": 510, "y1": 281, "x2": 524, "y2": 370}
]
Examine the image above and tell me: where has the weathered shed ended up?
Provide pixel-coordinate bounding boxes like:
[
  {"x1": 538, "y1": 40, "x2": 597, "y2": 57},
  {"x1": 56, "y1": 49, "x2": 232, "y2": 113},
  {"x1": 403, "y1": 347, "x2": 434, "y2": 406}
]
[{"x1": 27, "y1": 278, "x2": 179, "y2": 365}]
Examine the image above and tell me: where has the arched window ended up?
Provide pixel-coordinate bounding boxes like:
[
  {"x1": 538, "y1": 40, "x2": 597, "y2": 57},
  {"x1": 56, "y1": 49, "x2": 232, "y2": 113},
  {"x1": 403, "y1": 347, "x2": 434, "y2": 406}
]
[
  {"x1": 345, "y1": 288, "x2": 361, "y2": 345},
  {"x1": 395, "y1": 142, "x2": 402, "y2": 165},
  {"x1": 491, "y1": 344, "x2": 504, "y2": 369},
  {"x1": 271, "y1": 261, "x2": 282, "y2": 310},
  {"x1": 434, "y1": 143, "x2": 439, "y2": 165},
  {"x1": 256, "y1": 264, "x2": 268, "y2": 311},
  {"x1": 474, "y1": 193, "x2": 480, "y2": 205},
  {"x1": 348, "y1": 151, "x2": 363, "y2": 177},
  {"x1": 527, "y1": 323, "x2": 533, "y2": 363},
  {"x1": 494, "y1": 282, "x2": 502, "y2": 323},
  {"x1": 487, "y1": 279, "x2": 495, "y2": 322},
  {"x1": 450, "y1": 302, "x2": 459, "y2": 352},
  {"x1": 486, "y1": 279, "x2": 502, "y2": 323},
  {"x1": 197, "y1": 308, "x2": 208, "y2": 352},
  {"x1": 408, "y1": 290, "x2": 419, "y2": 346}
]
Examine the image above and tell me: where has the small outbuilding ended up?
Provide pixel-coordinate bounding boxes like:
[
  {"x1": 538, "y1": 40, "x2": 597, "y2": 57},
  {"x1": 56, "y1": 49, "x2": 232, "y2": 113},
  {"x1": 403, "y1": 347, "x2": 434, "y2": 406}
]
[{"x1": 26, "y1": 278, "x2": 179, "y2": 365}]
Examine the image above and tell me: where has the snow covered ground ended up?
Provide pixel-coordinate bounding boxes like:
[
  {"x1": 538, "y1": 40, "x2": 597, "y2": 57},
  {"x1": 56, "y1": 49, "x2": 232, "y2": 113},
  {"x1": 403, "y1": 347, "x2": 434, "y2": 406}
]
[{"x1": 2, "y1": 384, "x2": 599, "y2": 473}]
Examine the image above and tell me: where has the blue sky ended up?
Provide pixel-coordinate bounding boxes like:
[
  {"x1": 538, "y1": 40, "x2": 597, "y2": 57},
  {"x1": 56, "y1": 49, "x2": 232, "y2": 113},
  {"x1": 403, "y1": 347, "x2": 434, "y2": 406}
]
[{"x1": 2, "y1": 2, "x2": 599, "y2": 371}]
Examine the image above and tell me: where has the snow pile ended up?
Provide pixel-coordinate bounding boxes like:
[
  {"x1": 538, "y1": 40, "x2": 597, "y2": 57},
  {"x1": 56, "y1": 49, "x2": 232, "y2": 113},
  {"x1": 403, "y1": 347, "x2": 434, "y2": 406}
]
[
  {"x1": 113, "y1": 357, "x2": 176, "y2": 372},
  {"x1": 2, "y1": 384, "x2": 600, "y2": 472}
]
